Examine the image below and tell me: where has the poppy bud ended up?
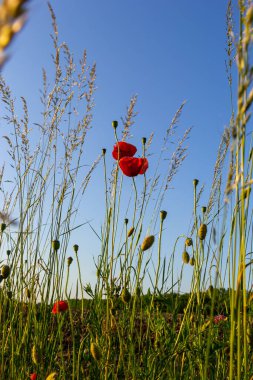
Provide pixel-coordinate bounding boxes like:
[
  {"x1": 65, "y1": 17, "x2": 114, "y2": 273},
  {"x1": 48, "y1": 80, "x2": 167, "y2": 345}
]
[
  {"x1": 112, "y1": 120, "x2": 118, "y2": 129},
  {"x1": 1, "y1": 223, "x2": 6, "y2": 232},
  {"x1": 67, "y1": 256, "x2": 73, "y2": 266},
  {"x1": 124, "y1": 218, "x2": 128, "y2": 224},
  {"x1": 1, "y1": 265, "x2": 10, "y2": 279},
  {"x1": 142, "y1": 137, "x2": 147, "y2": 145},
  {"x1": 121, "y1": 288, "x2": 131, "y2": 304},
  {"x1": 31, "y1": 344, "x2": 39, "y2": 365},
  {"x1": 185, "y1": 237, "x2": 193, "y2": 247},
  {"x1": 189, "y1": 257, "x2": 195, "y2": 266},
  {"x1": 6, "y1": 249, "x2": 11, "y2": 256},
  {"x1": 182, "y1": 251, "x2": 190, "y2": 264},
  {"x1": 127, "y1": 226, "x2": 134, "y2": 237},
  {"x1": 102, "y1": 148, "x2": 106, "y2": 155},
  {"x1": 90, "y1": 342, "x2": 102, "y2": 361},
  {"x1": 73, "y1": 244, "x2": 79, "y2": 253},
  {"x1": 52, "y1": 240, "x2": 60, "y2": 251},
  {"x1": 160, "y1": 210, "x2": 167, "y2": 221},
  {"x1": 198, "y1": 224, "x2": 207, "y2": 240},
  {"x1": 202, "y1": 206, "x2": 207, "y2": 213},
  {"x1": 193, "y1": 179, "x2": 199, "y2": 187},
  {"x1": 141, "y1": 235, "x2": 155, "y2": 251}
]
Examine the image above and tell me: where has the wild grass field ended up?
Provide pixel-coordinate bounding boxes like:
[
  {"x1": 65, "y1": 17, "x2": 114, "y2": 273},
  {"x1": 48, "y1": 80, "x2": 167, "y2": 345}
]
[{"x1": 0, "y1": 0, "x2": 253, "y2": 379}]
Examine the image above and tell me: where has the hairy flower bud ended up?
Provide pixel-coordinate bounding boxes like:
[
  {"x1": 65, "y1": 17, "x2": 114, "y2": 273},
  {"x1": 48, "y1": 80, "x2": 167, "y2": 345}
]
[
  {"x1": 198, "y1": 224, "x2": 207, "y2": 240},
  {"x1": 52, "y1": 240, "x2": 60, "y2": 251},
  {"x1": 141, "y1": 235, "x2": 155, "y2": 251}
]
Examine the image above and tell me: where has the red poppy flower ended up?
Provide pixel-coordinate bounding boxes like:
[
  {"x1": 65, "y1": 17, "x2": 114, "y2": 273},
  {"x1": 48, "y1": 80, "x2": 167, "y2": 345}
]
[
  {"x1": 30, "y1": 374, "x2": 37, "y2": 380},
  {"x1": 52, "y1": 300, "x2": 68, "y2": 314},
  {"x1": 119, "y1": 157, "x2": 148, "y2": 177},
  {"x1": 213, "y1": 314, "x2": 227, "y2": 324},
  {"x1": 112, "y1": 141, "x2": 137, "y2": 160}
]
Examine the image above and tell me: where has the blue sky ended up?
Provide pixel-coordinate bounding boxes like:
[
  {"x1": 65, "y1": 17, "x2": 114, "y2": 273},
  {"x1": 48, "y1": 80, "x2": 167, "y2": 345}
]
[{"x1": 1, "y1": 0, "x2": 237, "y2": 293}]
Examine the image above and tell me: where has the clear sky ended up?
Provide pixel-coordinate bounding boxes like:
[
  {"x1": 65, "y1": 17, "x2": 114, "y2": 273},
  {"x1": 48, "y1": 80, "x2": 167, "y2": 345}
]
[{"x1": 1, "y1": 0, "x2": 238, "y2": 293}]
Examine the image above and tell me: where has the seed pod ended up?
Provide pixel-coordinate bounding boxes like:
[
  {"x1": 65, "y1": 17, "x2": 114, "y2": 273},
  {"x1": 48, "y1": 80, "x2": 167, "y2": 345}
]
[
  {"x1": 52, "y1": 240, "x2": 60, "y2": 251},
  {"x1": 1, "y1": 223, "x2": 6, "y2": 232},
  {"x1": 141, "y1": 235, "x2": 155, "y2": 251},
  {"x1": 160, "y1": 210, "x2": 167, "y2": 221},
  {"x1": 185, "y1": 237, "x2": 193, "y2": 247},
  {"x1": 46, "y1": 373, "x2": 58, "y2": 380},
  {"x1": 31, "y1": 344, "x2": 39, "y2": 365},
  {"x1": 67, "y1": 257, "x2": 73, "y2": 266},
  {"x1": 112, "y1": 120, "x2": 118, "y2": 129},
  {"x1": 182, "y1": 251, "x2": 190, "y2": 264},
  {"x1": 1, "y1": 265, "x2": 10, "y2": 279},
  {"x1": 121, "y1": 288, "x2": 131, "y2": 304},
  {"x1": 90, "y1": 342, "x2": 102, "y2": 361},
  {"x1": 73, "y1": 244, "x2": 79, "y2": 253},
  {"x1": 189, "y1": 257, "x2": 195, "y2": 266},
  {"x1": 198, "y1": 224, "x2": 207, "y2": 240},
  {"x1": 127, "y1": 227, "x2": 134, "y2": 237}
]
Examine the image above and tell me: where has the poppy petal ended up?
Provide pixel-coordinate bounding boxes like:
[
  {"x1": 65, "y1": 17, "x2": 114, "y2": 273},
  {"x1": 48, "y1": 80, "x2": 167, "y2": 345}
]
[{"x1": 112, "y1": 142, "x2": 137, "y2": 160}]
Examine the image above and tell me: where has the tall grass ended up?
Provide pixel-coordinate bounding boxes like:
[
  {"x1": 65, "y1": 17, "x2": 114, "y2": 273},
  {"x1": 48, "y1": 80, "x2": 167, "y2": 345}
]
[{"x1": 0, "y1": 1, "x2": 252, "y2": 379}]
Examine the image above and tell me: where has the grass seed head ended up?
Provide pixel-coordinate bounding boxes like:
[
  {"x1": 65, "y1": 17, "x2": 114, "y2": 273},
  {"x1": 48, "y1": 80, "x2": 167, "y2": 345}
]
[
  {"x1": 1, "y1": 264, "x2": 10, "y2": 279},
  {"x1": 90, "y1": 342, "x2": 102, "y2": 361},
  {"x1": 198, "y1": 224, "x2": 207, "y2": 240},
  {"x1": 127, "y1": 226, "x2": 134, "y2": 237},
  {"x1": 185, "y1": 237, "x2": 193, "y2": 246},
  {"x1": 31, "y1": 344, "x2": 39, "y2": 365},
  {"x1": 182, "y1": 251, "x2": 190, "y2": 264},
  {"x1": 141, "y1": 235, "x2": 155, "y2": 251}
]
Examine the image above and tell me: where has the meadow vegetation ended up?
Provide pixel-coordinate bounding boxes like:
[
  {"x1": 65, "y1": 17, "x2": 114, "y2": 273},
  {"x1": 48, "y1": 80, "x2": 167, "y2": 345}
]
[{"x1": 0, "y1": 1, "x2": 253, "y2": 379}]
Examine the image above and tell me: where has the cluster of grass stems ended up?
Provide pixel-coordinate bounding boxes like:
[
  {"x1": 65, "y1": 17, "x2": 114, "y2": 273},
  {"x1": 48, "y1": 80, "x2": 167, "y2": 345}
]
[{"x1": 0, "y1": 1, "x2": 252, "y2": 379}]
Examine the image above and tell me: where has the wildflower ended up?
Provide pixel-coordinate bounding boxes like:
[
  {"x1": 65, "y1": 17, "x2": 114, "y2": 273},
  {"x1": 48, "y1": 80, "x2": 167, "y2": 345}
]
[
  {"x1": 119, "y1": 157, "x2": 148, "y2": 177},
  {"x1": 30, "y1": 374, "x2": 37, "y2": 380},
  {"x1": 213, "y1": 314, "x2": 227, "y2": 324},
  {"x1": 52, "y1": 300, "x2": 68, "y2": 314},
  {"x1": 112, "y1": 141, "x2": 137, "y2": 160},
  {"x1": 90, "y1": 342, "x2": 102, "y2": 361},
  {"x1": 141, "y1": 235, "x2": 155, "y2": 251}
]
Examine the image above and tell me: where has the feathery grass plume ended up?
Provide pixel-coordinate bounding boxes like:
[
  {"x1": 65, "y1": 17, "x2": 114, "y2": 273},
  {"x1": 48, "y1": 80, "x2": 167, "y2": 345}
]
[
  {"x1": 182, "y1": 251, "x2": 190, "y2": 264},
  {"x1": 1, "y1": 264, "x2": 10, "y2": 278},
  {"x1": 90, "y1": 342, "x2": 102, "y2": 361},
  {"x1": 198, "y1": 224, "x2": 207, "y2": 240},
  {"x1": 0, "y1": 0, "x2": 29, "y2": 67},
  {"x1": 121, "y1": 94, "x2": 138, "y2": 141},
  {"x1": 189, "y1": 257, "x2": 195, "y2": 266},
  {"x1": 185, "y1": 237, "x2": 193, "y2": 247},
  {"x1": 141, "y1": 235, "x2": 155, "y2": 251},
  {"x1": 121, "y1": 287, "x2": 131, "y2": 304}
]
